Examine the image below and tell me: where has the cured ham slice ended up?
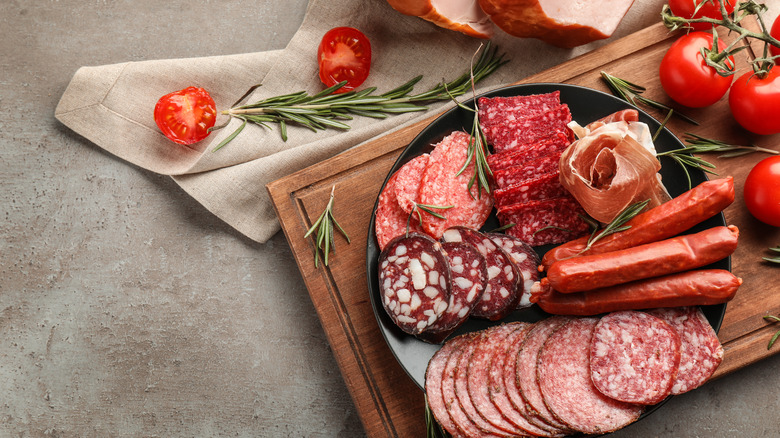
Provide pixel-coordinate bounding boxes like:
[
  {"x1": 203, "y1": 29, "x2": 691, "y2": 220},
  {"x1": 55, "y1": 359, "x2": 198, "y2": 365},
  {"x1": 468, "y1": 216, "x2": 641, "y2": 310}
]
[
  {"x1": 386, "y1": 0, "x2": 494, "y2": 38},
  {"x1": 478, "y1": 0, "x2": 636, "y2": 48},
  {"x1": 559, "y1": 120, "x2": 670, "y2": 224}
]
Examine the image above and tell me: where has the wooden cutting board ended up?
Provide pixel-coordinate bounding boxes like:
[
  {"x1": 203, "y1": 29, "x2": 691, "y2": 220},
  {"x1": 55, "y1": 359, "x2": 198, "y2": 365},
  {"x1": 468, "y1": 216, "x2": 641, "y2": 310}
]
[{"x1": 267, "y1": 21, "x2": 780, "y2": 438}]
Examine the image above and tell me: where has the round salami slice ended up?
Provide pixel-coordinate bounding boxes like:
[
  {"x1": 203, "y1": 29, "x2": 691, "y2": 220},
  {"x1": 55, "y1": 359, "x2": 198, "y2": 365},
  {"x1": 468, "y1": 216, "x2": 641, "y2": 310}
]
[
  {"x1": 394, "y1": 153, "x2": 430, "y2": 214},
  {"x1": 488, "y1": 322, "x2": 562, "y2": 437},
  {"x1": 425, "y1": 336, "x2": 470, "y2": 438},
  {"x1": 374, "y1": 172, "x2": 423, "y2": 250},
  {"x1": 441, "y1": 333, "x2": 493, "y2": 437},
  {"x1": 590, "y1": 310, "x2": 682, "y2": 405},
  {"x1": 647, "y1": 306, "x2": 724, "y2": 395},
  {"x1": 420, "y1": 241, "x2": 487, "y2": 343},
  {"x1": 487, "y1": 233, "x2": 541, "y2": 309},
  {"x1": 442, "y1": 227, "x2": 521, "y2": 321},
  {"x1": 468, "y1": 324, "x2": 532, "y2": 436},
  {"x1": 378, "y1": 233, "x2": 450, "y2": 335},
  {"x1": 514, "y1": 317, "x2": 572, "y2": 433},
  {"x1": 538, "y1": 318, "x2": 644, "y2": 435}
]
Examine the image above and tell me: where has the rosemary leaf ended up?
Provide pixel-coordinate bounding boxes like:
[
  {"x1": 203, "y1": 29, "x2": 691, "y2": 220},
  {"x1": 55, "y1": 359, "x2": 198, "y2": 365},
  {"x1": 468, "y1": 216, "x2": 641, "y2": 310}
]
[
  {"x1": 764, "y1": 246, "x2": 780, "y2": 264},
  {"x1": 600, "y1": 71, "x2": 698, "y2": 125},
  {"x1": 764, "y1": 315, "x2": 780, "y2": 349},
  {"x1": 304, "y1": 185, "x2": 350, "y2": 268},
  {"x1": 581, "y1": 199, "x2": 651, "y2": 254}
]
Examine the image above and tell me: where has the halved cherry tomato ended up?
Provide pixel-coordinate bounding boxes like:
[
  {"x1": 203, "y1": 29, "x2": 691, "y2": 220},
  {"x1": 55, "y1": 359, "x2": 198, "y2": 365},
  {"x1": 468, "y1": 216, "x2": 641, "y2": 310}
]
[
  {"x1": 668, "y1": 0, "x2": 735, "y2": 31},
  {"x1": 743, "y1": 156, "x2": 780, "y2": 227},
  {"x1": 317, "y1": 27, "x2": 372, "y2": 94},
  {"x1": 770, "y1": 17, "x2": 780, "y2": 58},
  {"x1": 659, "y1": 32, "x2": 734, "y2": 108},
  {"x1": 728, "y1": 67, "x2": 780, "y2": 135},
  {"x1": 154, "y1": 86, "x2": 217, "y2": 145}
]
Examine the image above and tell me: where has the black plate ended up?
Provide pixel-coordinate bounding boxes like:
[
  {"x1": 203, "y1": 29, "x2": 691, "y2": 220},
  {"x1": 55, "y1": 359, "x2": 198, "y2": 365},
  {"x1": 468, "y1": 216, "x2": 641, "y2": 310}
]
[{"x1": 366, "y1": 83, "x2": 728, "y2": 393}]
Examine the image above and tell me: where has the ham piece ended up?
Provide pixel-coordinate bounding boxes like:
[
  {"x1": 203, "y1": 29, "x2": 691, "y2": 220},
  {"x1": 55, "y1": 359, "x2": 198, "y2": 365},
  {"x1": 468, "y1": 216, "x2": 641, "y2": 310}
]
[
  {"x1": 559, "y1": 119, "x2": 670, "y2": 224},
  {"x1": 478, "y1": 0, "x2": 635, "y2": 48},
  {"x1": 386, "y1": 0, "x2": 494, "y2": 38}
]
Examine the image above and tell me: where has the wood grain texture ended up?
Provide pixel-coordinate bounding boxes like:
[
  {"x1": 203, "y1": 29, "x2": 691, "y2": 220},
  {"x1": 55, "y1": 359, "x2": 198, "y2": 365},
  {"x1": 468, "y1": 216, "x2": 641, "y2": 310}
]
[{"x1": 267, "y1": 21, "x2": 780, "y2": 438}]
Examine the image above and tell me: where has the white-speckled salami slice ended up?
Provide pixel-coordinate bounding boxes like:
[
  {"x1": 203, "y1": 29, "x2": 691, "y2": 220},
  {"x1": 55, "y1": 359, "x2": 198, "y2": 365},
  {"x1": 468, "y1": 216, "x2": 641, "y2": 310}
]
[
  {"x1": 420, "y1": 241, "x2": 487, "y2": 343},
  {"x1": 426, "y1": 336, "x2": 470, "y2": 438},
  {"x1": 442, "y1": 334, "x2": 501, "y2": 438},
  {"x1": 487, "y1": 233, "x2": 541, "y2": 309},
  {"x1": 442, "y1": 227, "x2": 521, "y2": 321},
  {"x1": 515, "y1": 317, "x2": 572, "y2": 433},
  {"x1": 590, "y1": 311, "x2": 681, "y2": 405},
  {"x1": 538, "y1": 318, "x2": 644, "y2": 435},
  {"x1": 378, "y1": 233, "x2": 450, "y2": 335},
  {"x1": 395, "y1": 153, "x2": 430, "y2": 214},
  {"x1": 647, "y1": 307, "x2": 724, "y2": 395},
  {"x1": 489, "y1": 322, "x2": 563, "y2": 437}
]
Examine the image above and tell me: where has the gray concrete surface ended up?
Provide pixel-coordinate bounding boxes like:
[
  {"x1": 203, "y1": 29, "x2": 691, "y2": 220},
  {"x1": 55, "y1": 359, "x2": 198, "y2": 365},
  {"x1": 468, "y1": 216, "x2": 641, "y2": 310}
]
[{"x1": 2, "y1": 0, "x2": 780, "y2": 437}]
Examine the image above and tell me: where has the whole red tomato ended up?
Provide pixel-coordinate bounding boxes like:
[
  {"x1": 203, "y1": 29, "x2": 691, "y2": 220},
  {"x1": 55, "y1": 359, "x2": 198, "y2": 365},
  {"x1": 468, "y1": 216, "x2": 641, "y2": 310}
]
[
  {"x1": 668, "y1": 0, "x2": 735, "y2": 31},
  {"x1": 659, "y1": 32, "x2": 734, "y2": 108},
  {"x1": 318, "y1": 27, "x2": 372, "y2": 93},
  {"x1": 154, "y1": 86, "x2": 217, "y2": 145},
  {"x1": 743, "y1": 156, "x2": 780, "y2": 227},
  {"x1": 728, "y1": 67, "x2": 780, "y2": 135},
  {"x1": 770, "y1": 17, "x2": 780, "y2": 58}
]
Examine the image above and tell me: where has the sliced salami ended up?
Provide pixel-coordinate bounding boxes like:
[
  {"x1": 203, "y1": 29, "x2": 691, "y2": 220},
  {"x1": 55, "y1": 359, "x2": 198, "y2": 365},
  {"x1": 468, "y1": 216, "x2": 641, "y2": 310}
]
[
  {"x1": 647, "y1": 306, "x2": 724, "y2": 395},
  {"x1": 497, "y1": 196, "x2": 590, "y2": 247},
  {"x1": 425, "y1": 335, "x2": 470, "y2": 438},
  {"x1": 590, "y1": 311, "x2": 682, "y2": 405},
  {"x1": 479, "y1": 92, "x2": 562, "y2": 135},
  {"x1": 441, "y1": 333, "x2": 494, "y2": 438},
  {"x1": 420, "y1": 241, "x2": 487, "y2": 343},
  {"x1": 455, "y1": 334, "x2": 514, "y2": 437},
  {"x1": 378, "y1": 233, "x2": 450, "y2": 335},
  {"x1": 489, "y1": 322, "x2": 563, "y2": 437},
  {"x1": 486, "y1": 131, "x2": 571, "y2": 172},
  {"x1": 493, "y1": 173, "x2": 569, "y2": 209},
  {"x1": 492, "y1": 151, "x2": 563, "y2": 189},
  {"x1": 514, "y1": 316, "x2": 572, "y2": 433},
  {"x1": 374, "y1": 172, "x2": 423, "y2": 250},
  {"x1": 418, "y1": 131, "x2": 493, "y2": 239},
  {"x1": 486, "y1": 233, "x2": 541, "y2": 309},
  {"x1": 538, "y1": 318, "x2": 643, "y2": 435},
  {"x1": 394, "y1": 153, "x2": 430, "y2": 214},
  {"x1": 488, "y1": 105, "x2": 572, "y2": 153},
  {"x1": 441, "y1": 227, "x2": 521, "y2": 321},
  {"x1": 468, "y1": 324, "x2": 534, "y2": 436}
]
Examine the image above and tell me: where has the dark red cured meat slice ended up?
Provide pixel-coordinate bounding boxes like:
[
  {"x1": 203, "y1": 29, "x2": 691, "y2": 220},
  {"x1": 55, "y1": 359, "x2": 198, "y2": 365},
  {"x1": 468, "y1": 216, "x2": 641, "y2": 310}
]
[
  {"x1": 378, "y1": 233, "x2": 450, "y2": 335},
  {"x1": 486, "y1": 131, "x2": 571, "y2": 172},
  {"x1": 395, "y1": 153, "x2": 430, "y2": 214},
  {"x1": 493, "y1": 173, "x2": 569, "y2": 210},
  {"x1": 441, "y1": 333, "x2": 498, "y2": 437},
  {"x1": 420, "y1": 241, "x2": 487, "y2": 343},
  {"x1": 492, "y1": 151, "x2": 563, "y2": 190},
  {"x1": 478, "y1": 92, "x2": 561, "y2": 129},
  {"x1": 441, "y1": 227, "x2": 521, "y2": 321},
  {"x1": 497, "y1": 196, "x2": 590, "y2": 247},
  {"x1": 425, "y1": 335, "x2": 470, "y2": 438},
  {"x1": 647, "y1": 306, "x2": 724, "y2": 395},
  {"x1": 455, "y1": 334, "x2": 515, "y2": 437},
  {"x1": 515, "y1": 317, "x2": 572, "y2": 433},
  {"x1": 374, "y1": 172, "x2": 423, "y2": 250},
  {"x1": 418, "y1": 131, "x2": 493, "y2": 239},
  {"x1": 468, "y1": 324, "x2": 535, "y2": 436},
  {"x1": 486, "y1": 233, "x2": 541, "y2": 309},
  {"x1": 488, "y1": 323, "x2": 563, "y2": 437},
  {"x1": 538, "y1": 318, "x2": 644, "y2": 435},
  {"x1": 488, "y1": 105, "x2": 572, "y2": 153},
  {"x1": 590, "y1": 311, "x2": 682, "y2": 405}
]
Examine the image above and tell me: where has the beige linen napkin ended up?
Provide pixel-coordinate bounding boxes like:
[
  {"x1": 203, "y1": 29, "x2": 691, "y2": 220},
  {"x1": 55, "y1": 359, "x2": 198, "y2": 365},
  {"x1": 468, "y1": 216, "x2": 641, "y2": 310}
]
[{"x1": 55, "y1": 0, "x2": 665, "y2": 243}]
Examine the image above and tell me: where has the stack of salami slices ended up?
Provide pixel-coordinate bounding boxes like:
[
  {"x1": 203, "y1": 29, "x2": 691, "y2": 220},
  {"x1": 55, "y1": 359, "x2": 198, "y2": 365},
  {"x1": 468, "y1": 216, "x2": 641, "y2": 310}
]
[
  {"x1": 425, "y1": 308, "x2": 724, "y2": 437},
  {"x1": 478, "y1": 91, "x2": 589, "y2": 246}
]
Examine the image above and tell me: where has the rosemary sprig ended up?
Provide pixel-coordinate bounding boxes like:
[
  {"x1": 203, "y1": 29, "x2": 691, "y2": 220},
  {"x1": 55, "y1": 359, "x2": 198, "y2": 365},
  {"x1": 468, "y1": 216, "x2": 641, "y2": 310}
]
[
  {"x1": 212, "y1": 42, "x2": 508, "y2": 151},
  {"x1": 409, "y1": 203, "x2": 454, "y2": 231},
  {"x1": 763, "y1": 315, "x2": 780, "y2": 349},
  {"x1": 580, "y1": 199, "x2": 651, "y2": 254},
  {"x1": 303, "y1": 185, "x2": 350, "y2": 267},
  {"x1": 600, "y1": 71, "x2": 698, "y2": 125},
  {"x1": 657, "y1": 147, "x2": 718, "y2": 191},
  {"x1": 764, "y1": 246, "x2": 780, "y2": 264},
  {"x1": 425, "y1": 397, "x2": 450, "y2": 438}
]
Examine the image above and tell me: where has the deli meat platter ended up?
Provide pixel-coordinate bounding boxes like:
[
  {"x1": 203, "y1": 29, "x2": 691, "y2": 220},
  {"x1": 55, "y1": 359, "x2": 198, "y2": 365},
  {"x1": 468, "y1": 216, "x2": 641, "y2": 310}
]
[{"x1": 267, "y1": 21, "x2": 780, "y2": 438}]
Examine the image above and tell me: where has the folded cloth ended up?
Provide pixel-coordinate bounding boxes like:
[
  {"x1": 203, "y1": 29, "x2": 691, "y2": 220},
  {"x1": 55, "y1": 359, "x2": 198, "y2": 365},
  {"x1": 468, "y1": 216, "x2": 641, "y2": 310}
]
[{"x1": 55, "y1": 0, "x2": 664, "y2": 243}]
